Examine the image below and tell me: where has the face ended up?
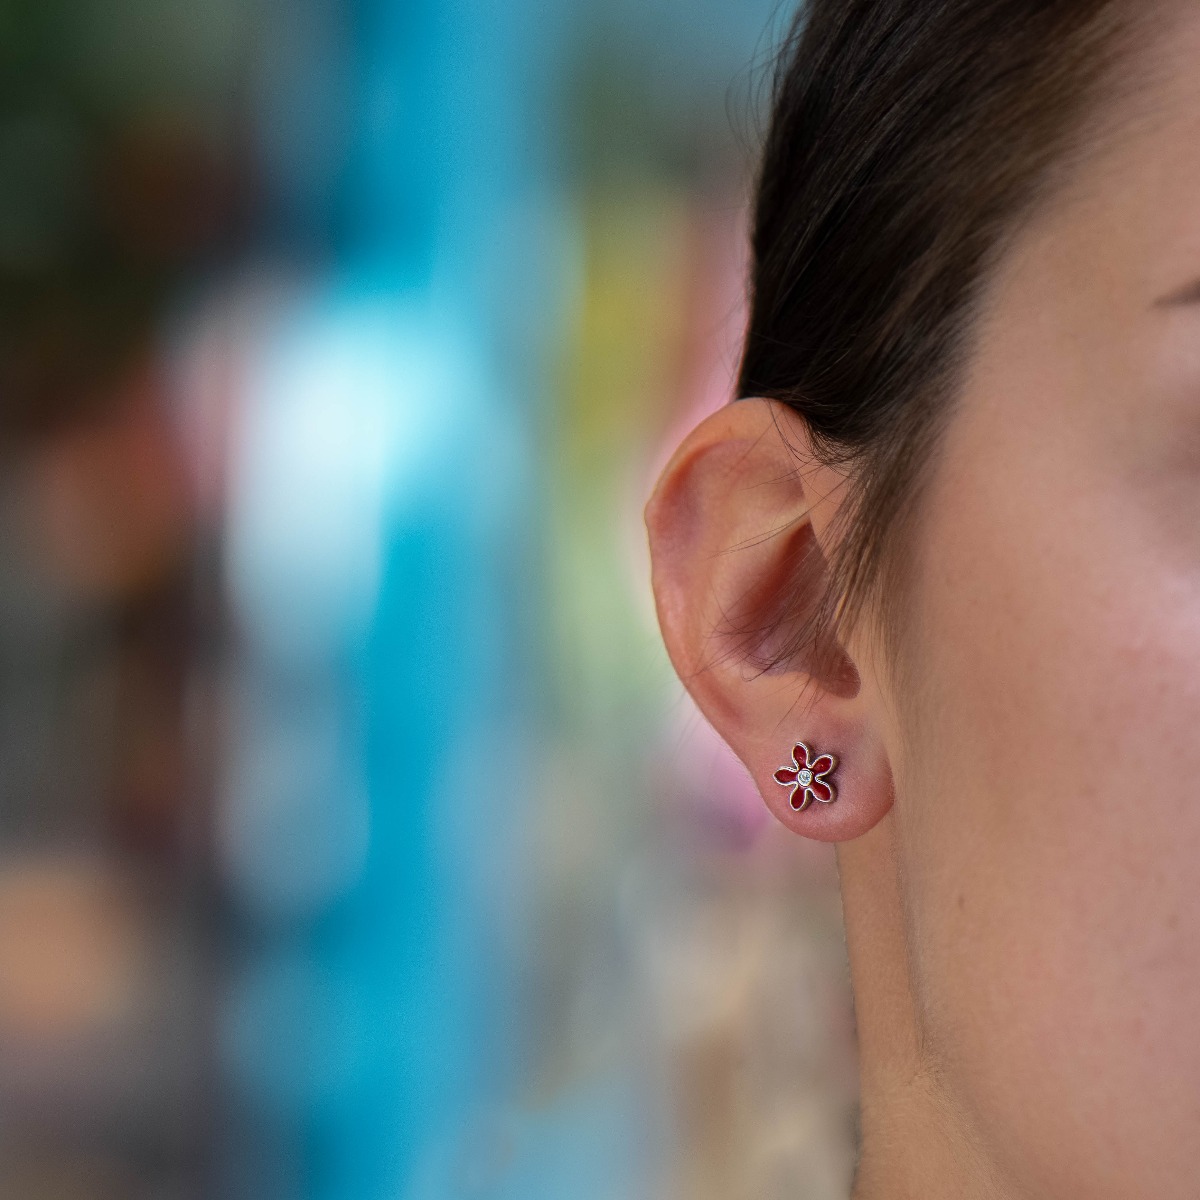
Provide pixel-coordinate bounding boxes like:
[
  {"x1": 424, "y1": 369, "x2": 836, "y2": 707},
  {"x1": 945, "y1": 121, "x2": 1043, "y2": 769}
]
[{"x1": 891, "y1": 10, "x2": 1200, "y2": 1194}]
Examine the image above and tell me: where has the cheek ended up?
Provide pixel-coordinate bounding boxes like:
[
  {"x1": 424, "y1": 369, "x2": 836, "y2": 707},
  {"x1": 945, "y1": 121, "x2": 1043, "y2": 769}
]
[{"x1": 898, "y1": 415, "x2": 1200, "y2": 1195}]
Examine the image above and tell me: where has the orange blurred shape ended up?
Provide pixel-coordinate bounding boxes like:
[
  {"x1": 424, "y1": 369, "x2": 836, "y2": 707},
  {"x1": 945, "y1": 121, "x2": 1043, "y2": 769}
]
[{"x1": 0, "y1": 857, "x2": 148, "y2": 1040}]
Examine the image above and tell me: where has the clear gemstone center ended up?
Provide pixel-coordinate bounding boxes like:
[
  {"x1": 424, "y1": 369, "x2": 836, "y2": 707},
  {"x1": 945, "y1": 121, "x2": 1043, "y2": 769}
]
[{"x1": 797, "y1": 769, "x2": 814, "y2": 787}]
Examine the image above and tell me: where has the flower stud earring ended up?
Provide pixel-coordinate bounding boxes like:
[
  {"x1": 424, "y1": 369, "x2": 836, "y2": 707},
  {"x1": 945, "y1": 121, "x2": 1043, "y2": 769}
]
[{"x1": 773, "y1": 742, "x2": 838, "y2": 812}]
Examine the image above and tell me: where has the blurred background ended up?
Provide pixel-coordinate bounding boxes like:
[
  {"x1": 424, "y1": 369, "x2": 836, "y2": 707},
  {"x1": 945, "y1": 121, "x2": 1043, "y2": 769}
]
[{"x1": 0, "y1": 0, "x2": 859, "y2": 1196}]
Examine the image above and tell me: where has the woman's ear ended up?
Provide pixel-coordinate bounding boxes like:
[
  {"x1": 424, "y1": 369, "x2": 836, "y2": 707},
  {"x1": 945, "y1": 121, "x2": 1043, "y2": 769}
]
[{"x1": 645, "y1": 398, "x2": 893, "y2": 842}]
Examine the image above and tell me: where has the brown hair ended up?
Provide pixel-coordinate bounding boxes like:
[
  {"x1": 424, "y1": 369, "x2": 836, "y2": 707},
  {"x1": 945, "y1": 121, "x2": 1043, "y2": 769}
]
[{"x1": 737, "y1": 0, "x2": 1141, "y2": 672}]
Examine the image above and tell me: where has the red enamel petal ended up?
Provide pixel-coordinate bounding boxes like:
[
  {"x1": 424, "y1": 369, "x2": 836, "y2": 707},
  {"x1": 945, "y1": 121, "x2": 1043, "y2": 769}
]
[
  {"x1": 792, "y1": 743, "x2": 811, "y2": 770},
  {"x1": 808, "y1": 779, "x2": 835, "y2": 804},
  {"x1": 809, "y1": 754, "x2": 835, "y2": 778},
  {"x1": 774, "y1": 767, "x2": 798, "y2": 787},
  {"x1": 791, "y1": 786, "x2": 813, "y2": 812}
]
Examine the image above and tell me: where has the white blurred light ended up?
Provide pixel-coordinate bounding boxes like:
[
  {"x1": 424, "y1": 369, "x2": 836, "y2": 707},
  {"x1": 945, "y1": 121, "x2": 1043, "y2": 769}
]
[
  {"x1": 224, "y1": 290, "x2": 490, "y2": 666},
  {"x1": 216, "y1": 285, "x2": 513, "y2": 920}
]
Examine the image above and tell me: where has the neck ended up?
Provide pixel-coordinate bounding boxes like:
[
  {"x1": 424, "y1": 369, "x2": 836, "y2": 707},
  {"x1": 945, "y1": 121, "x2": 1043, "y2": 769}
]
[{"x1": 836, "y1": 815, "x2": 1021, "y2": 1200}]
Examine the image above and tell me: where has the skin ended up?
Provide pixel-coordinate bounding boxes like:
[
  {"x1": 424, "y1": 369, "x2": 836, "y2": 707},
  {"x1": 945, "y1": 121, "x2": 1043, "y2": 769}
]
[{"x1": 646, "y1": 7, "x2": 1200, "y2": 1197}]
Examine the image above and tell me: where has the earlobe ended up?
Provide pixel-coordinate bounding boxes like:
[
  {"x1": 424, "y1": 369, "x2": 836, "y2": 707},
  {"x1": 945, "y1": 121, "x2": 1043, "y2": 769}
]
[{"x1": 645, "y1": 398, "x2": 894, "y2": 843}]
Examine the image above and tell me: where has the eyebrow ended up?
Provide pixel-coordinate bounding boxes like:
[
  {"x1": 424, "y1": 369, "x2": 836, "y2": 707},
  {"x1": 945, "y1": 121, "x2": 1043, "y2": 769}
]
[{"x1": 1156, "y1": 277, "x2": 1200, "y2": 308}]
